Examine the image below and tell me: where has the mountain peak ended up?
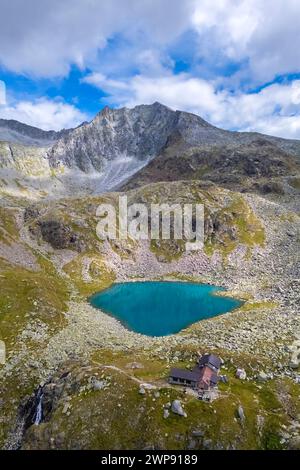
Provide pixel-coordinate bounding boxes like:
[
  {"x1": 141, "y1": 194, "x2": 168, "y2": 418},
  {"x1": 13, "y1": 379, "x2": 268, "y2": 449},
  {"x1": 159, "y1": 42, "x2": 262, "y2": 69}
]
[
  {"x1": 152, "y1": 101, "x2": 171, "y2": 109},
  {"x1": 96, "y1": 101, "x2": 173, "y2": 116},
  {"x1": 48, "y1": 101, "x2": 232, "y2": 174}
]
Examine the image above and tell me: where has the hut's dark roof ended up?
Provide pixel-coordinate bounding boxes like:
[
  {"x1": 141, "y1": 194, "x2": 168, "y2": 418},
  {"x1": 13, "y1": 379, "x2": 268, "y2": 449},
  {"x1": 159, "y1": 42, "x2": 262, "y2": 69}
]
[
  {"x1": 199, "y1": 354, "x2": 221, "y2": 370},
  {"x1": 169, "y1": 368, "x2": 200, "y2": 382}
]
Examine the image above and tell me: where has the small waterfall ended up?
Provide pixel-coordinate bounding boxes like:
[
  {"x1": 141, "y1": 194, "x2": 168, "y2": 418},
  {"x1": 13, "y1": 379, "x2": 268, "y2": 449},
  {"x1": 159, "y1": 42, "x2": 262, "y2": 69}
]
[
  {"x1": 4, "y1": 385, "x2": 46, "y2": 448},
  {"x1": 33, "y1": 387, "x2": 43, "y2": 426}
]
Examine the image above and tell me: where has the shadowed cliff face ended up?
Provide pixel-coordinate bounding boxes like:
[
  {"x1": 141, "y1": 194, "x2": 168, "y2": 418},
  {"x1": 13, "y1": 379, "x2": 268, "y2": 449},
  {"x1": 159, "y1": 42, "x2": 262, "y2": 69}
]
[{"x1": 122, "y1": 139, "x2": 300, "y2": 194}]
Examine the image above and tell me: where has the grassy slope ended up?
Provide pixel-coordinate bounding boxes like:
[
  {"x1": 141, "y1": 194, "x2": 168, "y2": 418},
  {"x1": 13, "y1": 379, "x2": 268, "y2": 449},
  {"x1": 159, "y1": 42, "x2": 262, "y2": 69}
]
[
  {"x1": 22, "y1": 349, "x2": 299, "y2": 450},
  {"x1": 0, "y1": 205, "x2": 70, "y2": 447},
  {"x1": 0, "y1": 180, "x2": 298, "y2": 450}
]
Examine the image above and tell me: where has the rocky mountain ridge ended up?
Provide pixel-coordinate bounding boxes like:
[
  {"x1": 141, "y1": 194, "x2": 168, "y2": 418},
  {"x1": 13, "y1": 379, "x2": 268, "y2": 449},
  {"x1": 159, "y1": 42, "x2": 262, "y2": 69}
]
[
  {"x1": 48, "y1": 102, "x2": 300, "y2": 173},
  {"x1": 1, "y1": 102, "x2": 300, "y2": 199},
  {"x1": 0, "y1": 118, "x2": 74, "y2": 147}
]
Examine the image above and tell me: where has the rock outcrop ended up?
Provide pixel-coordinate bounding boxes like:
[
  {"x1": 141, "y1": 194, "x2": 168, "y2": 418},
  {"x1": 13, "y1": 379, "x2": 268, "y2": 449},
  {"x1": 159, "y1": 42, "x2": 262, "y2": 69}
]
[
  {"x1": 38, "y1": 220, "x2": 85, "y2": 251},
  {"x1": 171, "y1": 400, "x2": 187, "y2": 417}
]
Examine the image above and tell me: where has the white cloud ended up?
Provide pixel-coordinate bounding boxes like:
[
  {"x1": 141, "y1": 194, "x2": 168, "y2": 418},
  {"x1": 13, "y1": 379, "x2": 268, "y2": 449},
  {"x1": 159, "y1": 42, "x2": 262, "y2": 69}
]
[
  {"x1": 0, "y1": 81, "x2": 6, "y2": 105},
  {"x1": 0, "y1": 98, "x2": 87, "y2": 130},
  {"x1": 83, "y1": 73, "x2": 130, "y2": 92},
  {"x1": 1, "y1": 0, "x2": 299, "y2": 84},
  {"x1": 192, "y1": 0, "x2": 260, "y2": 58},
  {"x1": 1, "y1": 0, "x2": 300, "y2": 137},
  {"x1": 86, "y1": 72, "x2": 300, "y2": 138},
  {"x1": 0, "y1": 0, "x2": 192, "y2": 78},
  {"x1": 218, "y1": 81, "x2": 300, "y2": 135},
  {"x1": 191, "y1": 0, "x2": 300, "y2": 83}
]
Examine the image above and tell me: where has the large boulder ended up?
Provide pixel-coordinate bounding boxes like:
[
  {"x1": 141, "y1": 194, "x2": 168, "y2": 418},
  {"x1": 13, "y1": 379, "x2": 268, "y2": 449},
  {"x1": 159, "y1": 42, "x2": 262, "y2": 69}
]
[
  {"x1": 237, "y1": 405, "x2": 245, "y2": 422},
  {"x1": 257, "y1": 371, "x2": 268, "y2": 383},
  {"x1": 289, "y1": 340, "x2": 300, "y2": 369},
  {"x1": 236, "y1": 368, "x2": 247, "y2": 380},
  {"x1": 0, "y1": 340, "x2": 5, "y2": 364},
  {"x1": 171, "y1": 400, "x2": 187, "y2": 417}
]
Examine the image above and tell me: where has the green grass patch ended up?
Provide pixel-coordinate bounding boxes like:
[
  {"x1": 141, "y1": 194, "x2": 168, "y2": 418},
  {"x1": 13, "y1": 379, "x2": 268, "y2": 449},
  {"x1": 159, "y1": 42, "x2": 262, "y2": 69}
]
[
  {"x1": 239, "y1": 301, "x2": 278, "y2": 312},
  {"x1": 0, "y1": 255, "x2": 69, "y2": 349}
]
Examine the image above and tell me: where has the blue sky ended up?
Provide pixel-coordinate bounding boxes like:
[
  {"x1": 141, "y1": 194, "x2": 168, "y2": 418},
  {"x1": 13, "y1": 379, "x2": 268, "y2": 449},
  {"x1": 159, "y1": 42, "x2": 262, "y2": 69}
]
[{"x1": 1, "y1": 0, "x2": 300, "y2": 138}]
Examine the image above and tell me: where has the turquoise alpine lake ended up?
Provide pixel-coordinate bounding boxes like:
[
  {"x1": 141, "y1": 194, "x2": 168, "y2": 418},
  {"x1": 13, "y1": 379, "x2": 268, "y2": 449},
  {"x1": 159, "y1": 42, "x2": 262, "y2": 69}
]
[{"x1": 89, "y1": 281, "x2": 243, "y2": 337}]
